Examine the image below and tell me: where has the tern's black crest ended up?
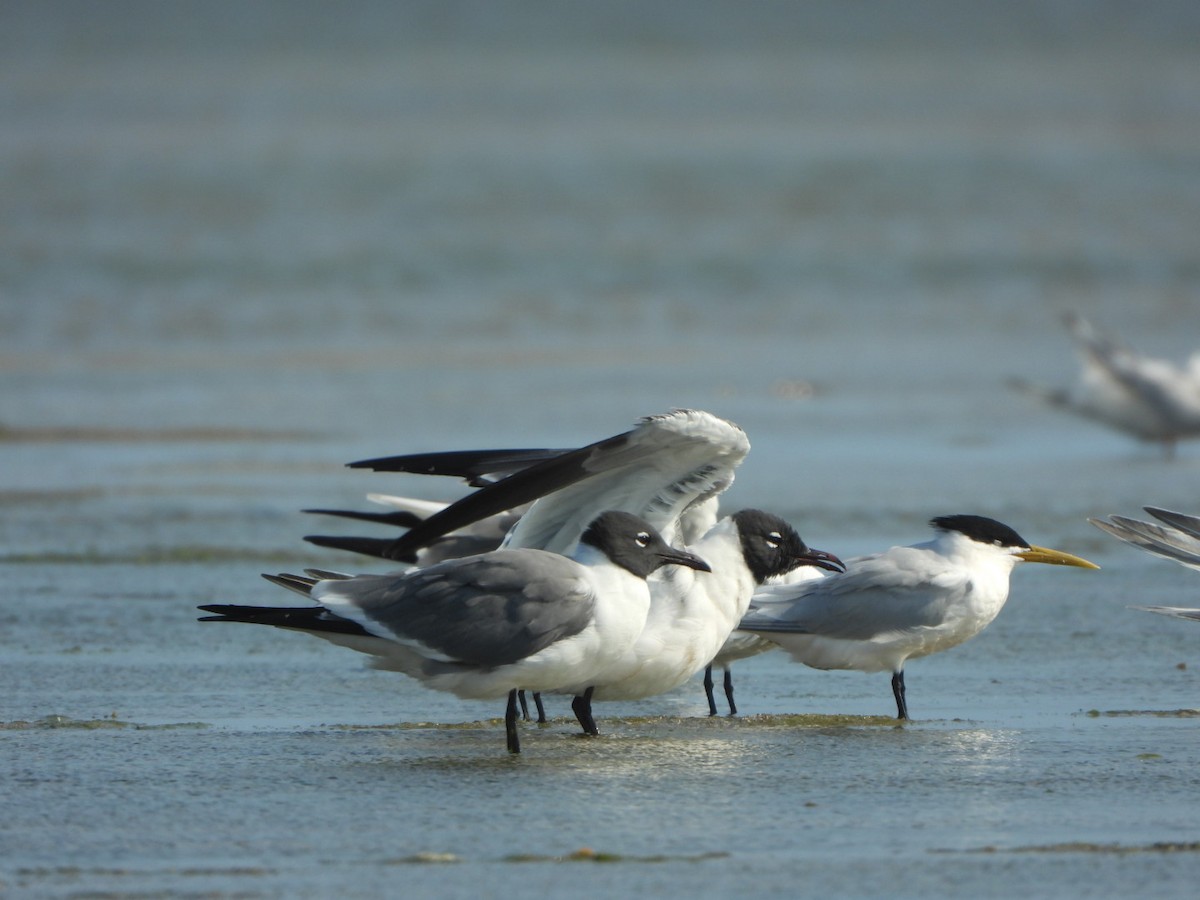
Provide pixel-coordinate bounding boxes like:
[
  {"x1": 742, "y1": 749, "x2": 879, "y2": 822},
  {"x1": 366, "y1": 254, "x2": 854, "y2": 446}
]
[
  {"x1": 580, "y1": 510, "x2": 705, "y2": 578},
  {"x1": 930, "y1": 514, "x2": 1029, "y2": 549},
  {"x1": 731, "y1": 509, "x2": 813, "y2": 583}
]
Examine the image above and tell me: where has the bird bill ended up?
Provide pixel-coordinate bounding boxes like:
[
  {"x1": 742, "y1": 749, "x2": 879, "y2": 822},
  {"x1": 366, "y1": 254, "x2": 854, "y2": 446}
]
[{"x1": 1015, "y1": 545, "x2": 1099, "y2": 568}]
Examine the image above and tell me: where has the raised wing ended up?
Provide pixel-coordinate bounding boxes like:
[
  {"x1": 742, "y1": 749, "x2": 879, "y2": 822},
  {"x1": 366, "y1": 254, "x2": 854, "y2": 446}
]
[
  {"x1": 308, "y1": 409, "x2": 748, "y2": 560},
  {"x1": 307, "y1": 494, "x2": 521, "y2": 563},
  {"x1": 348, "y1": 448, "x2": 572, "y2": 487}
]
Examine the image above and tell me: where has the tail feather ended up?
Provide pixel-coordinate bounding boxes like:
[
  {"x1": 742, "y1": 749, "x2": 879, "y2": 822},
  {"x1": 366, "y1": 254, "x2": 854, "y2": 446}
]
[{"x1": 197, "y1": 604, "x2": 370, "y2": 637}]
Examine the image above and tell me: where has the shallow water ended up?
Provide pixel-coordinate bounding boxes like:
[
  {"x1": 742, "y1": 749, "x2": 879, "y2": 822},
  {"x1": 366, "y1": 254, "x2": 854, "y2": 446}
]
[{"x1": 4, "y1": 2, "x2": 1200, "y2": 897}]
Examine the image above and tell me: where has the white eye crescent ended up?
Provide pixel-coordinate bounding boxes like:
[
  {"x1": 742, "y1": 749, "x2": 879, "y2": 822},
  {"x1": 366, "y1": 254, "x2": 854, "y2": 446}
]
[
  {"x1": 766, "y1": 532, "x2": 782, "y2": 549},
  {"x1": 636, "y1": 531, "x2": 651, "y2": 547}
]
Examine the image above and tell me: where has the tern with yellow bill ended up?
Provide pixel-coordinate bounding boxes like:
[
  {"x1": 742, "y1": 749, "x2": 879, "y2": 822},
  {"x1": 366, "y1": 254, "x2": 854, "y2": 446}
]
[{"x1": 738, "y1": 515, "x2": 1099, "y2": 720}]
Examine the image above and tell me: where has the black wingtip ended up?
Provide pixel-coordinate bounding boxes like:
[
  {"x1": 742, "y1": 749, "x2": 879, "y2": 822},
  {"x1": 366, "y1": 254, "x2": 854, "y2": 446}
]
[
  {"x1": 303, "y1": 507, "x2": 424, "y2": 529},
  {"x1": 373, "y1": 432, "x2": 633, "y2": 560},
  {"x1": 345, "y1": 447, "x2": 571, "y2": 480},
  {"x1": 305, "y1": 534, "x2": 417, "y2": 562}
]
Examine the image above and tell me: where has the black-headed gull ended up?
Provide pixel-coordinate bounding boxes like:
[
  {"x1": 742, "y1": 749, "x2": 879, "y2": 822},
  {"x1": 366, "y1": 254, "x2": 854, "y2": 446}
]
[
  {"x1": 303, "y1": 409, "x2": 843, "y2": 731},
  {"x1": 199, "y1": 510, "x2": 710, "y2": 753}
]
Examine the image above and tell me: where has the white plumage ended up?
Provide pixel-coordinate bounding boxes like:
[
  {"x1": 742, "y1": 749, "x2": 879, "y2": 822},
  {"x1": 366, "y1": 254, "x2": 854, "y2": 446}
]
[{"x1": 739, "y1": 515, "x2": 1098, "y2": 719}]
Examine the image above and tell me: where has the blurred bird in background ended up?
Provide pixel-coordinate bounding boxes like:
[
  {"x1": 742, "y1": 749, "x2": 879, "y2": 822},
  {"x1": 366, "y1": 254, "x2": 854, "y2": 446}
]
[{"x1": 1011, "y1": 312, "x2": 1200, "y2": 458}]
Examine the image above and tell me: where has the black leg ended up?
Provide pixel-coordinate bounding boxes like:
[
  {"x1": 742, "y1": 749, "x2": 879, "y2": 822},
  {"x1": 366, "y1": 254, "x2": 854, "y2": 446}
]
[
  {"x1": 533, "y1": 692, "x2": 546, "y2": 724},
  {"x1": 703, "y1": 665, "x2": 719, "y2": 716},
  {"x1": 891, "y1": 670, "x2": 909, "y2": 720},
  {"x1": 571, "y1": 686, "x2": 599, "y2": 736},
  {"x1": 723, "y1": 667, "x2": 737, "y2": 716},
  {"x1": 517, "y1": 690, "x2": 530, "y2": 721},
  {"x1": 505, "y1": 689, "x2": 522, "y2": 753}
]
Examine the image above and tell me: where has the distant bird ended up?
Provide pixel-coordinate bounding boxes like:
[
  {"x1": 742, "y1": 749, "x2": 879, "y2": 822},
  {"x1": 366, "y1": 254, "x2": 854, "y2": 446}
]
[
  {"x1": 1090, "y1": 507, "x2": 1200, "y2": 622},
  {"x1": 199, "y1": 510, "x2": 710, "y2": 754},
  {"x1": 738, "y1": 515, "x2": 1099, "y2": 720},
  {"x1": 304, "y1": 409, "x2": 842, "y2": 728},
  {"x1": 1011, "y1": 312, "x2": 1200, "y2": 458}
]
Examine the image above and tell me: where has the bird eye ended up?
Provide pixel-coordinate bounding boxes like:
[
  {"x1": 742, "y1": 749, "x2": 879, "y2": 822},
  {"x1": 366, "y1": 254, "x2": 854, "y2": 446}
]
[
  {"x1": 766, "y1": 532, "x2": 782, "y2": 549},
  {"x1": 636, "y1": 531, "x2": 651, "y2": 547}
]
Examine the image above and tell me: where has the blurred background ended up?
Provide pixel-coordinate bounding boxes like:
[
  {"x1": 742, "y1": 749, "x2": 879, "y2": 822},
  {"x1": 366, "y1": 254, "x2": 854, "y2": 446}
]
[
  {"x1": 4, "y1": 3, "x2": 1200, "y2": 895},
  {"x1": 4, "y1": 2, "x2": 1198, "y2": 444},
  {"x1": 4, "y1": 1, "x2": 1200, "y2": 557}
]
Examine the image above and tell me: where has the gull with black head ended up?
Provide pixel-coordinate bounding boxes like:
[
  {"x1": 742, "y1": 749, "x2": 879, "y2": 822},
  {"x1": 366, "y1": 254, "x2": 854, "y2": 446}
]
[
  {"x1": 304, "y1": 409, "x2": 842, "y2": 730},
  {"x1": 199, "y1": 510, "x2": 710, "y2": 753}
]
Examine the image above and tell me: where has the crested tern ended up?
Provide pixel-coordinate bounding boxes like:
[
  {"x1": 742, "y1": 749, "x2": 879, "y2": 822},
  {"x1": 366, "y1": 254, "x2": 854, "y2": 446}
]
[{"x1": 739, "y1": 514, "x2": 1098, "y2": 720}]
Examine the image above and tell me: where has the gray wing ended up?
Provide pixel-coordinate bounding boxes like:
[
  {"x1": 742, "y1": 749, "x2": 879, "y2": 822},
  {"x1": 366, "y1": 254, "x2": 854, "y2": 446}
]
[
  {"x1": 311, "y1": 549, "x2": 596, "y2": 667},
  {"x1": 330, "y1": 409, "x2": 748, "y2": 560},
  {"x1": 1133, "y1": 606, "x2": 1200, "y2": 623},
  {"x1": 497, "y1": 409, "x2": 747, "y2": 552},
  {"x1": 1090, "y1": 511, "x2": 1200, "y2": 572},
  {"x1": 1145, "y1": 508, "x2": 1200, "y2": 540},
  {"x1": 740, "y1": 548, "x2": 967, "y2": 640}
]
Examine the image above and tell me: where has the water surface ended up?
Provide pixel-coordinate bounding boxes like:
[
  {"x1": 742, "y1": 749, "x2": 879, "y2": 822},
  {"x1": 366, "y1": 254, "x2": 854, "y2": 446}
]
[{"x1": 4, "y1": 2, "x2": 1200, "y2": 897}]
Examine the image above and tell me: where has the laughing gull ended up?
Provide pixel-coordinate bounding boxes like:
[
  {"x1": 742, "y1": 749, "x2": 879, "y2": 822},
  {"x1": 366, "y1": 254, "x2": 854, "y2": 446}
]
[
  {"x1": 1090, "y1": 507, "x2": 1200, "y2": 621},
  {"x1": 739, "y1": 515, "x2": 1098, "y2": 720},
  {"x1": 308, "y1": 492, "x2": 548, "y2": 718},
  {"x1": 310, "y1": 494, "x2": 842, "y2": 719},
  {"x1": 304, "y1": 409, "x2": 842, "y2": 729},
  {"x1": 309, "y1": 493, "x2": 719, "y2": 722},
  {"x1": 559, "y1": 509, "x2": 842, "y2": 717},
  {"x1": 199, "y1": 510, "x2": 709, "y2": 753},
  {"x1": 1011, "y1": 312, "x2": 1200, "y2": 458}
]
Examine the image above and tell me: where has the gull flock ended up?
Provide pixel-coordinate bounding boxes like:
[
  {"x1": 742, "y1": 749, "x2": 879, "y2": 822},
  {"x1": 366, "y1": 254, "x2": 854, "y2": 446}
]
[{"x1": 203, "y1": 406, "x2": 1159, "y2": 754}]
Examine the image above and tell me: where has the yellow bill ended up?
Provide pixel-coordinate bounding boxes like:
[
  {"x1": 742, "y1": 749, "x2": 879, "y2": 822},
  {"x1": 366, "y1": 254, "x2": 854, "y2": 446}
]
[{"x1": 1016, "y1": 545, "x2": 1100, "y2": 569}]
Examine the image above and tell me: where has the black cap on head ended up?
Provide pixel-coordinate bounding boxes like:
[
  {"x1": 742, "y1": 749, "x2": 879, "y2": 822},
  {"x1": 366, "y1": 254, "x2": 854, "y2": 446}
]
[
  {"x1": 930, "y1": 514, "x2": 1029, "y2": 549},
  {"x1": 731, "y1": 509, "x2": 845, "y2": 583},
  {"x1": 581, "y1": 510, "x2": 711, "y2": 578}
]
